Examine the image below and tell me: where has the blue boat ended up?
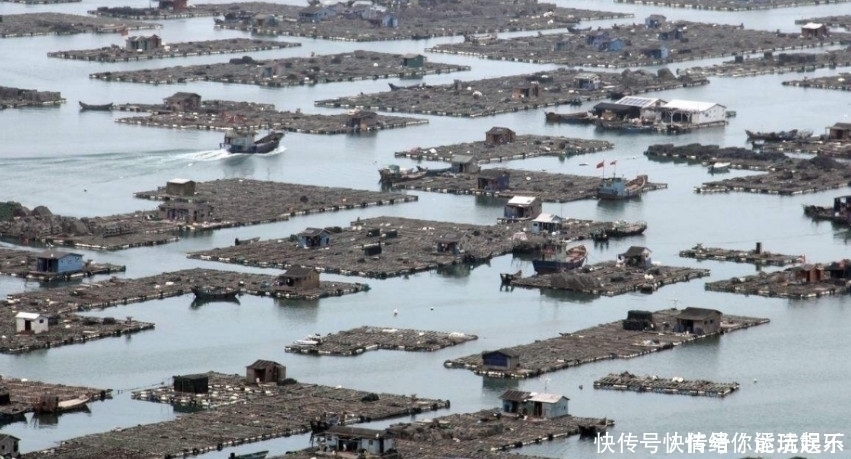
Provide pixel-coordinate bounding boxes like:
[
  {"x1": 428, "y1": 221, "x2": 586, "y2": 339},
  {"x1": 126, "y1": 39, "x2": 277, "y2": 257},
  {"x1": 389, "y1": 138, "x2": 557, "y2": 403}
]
[{"x1": 597, "y1": 175, "x2": 647, "y2": 200}]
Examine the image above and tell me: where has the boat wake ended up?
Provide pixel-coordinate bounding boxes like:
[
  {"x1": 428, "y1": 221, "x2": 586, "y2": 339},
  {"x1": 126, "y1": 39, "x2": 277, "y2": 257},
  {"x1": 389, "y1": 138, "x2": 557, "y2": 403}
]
[{"x1": 179, "y1": 146, "x2": 287, "y2": 164}]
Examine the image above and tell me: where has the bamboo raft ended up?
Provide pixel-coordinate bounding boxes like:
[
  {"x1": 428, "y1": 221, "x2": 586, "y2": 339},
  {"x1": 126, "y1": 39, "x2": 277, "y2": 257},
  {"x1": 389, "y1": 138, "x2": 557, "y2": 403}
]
[
  {"x1": 783, "y1": 72, "x2": 851, "y2": 92},
  {"x1": 0, "y1": 13, "x2": 156, "y2": 38},
  {"x1": 48, "y1": 38, "x2": 300, "y2": 62},
  {"x1": 679, "y1": 243, "x2": 804, "y2": 267},
  {"x1": 0, "y1": 247, "x2": 125, "y2": 282},
  {"x1": 395, "y1": 135, "x2": 613, "y2": 164},
  {"x1": 613, "y1": 0, "x2": 849, "y2": 11},
  {"x1": 694, "y1": 156, "x2": 851, "y2": 195},
  {"x1": 593, "y1": 372, "x2": 740, "y2": 397},
  {"x1": 0, "y1": 377, "x2": 110, "y2": 421},
  {"x1": 284, "y1": 326, "x2": 478, "y2": 356},
  {"x1": 444, "y1": 309, "x2": 769, "y2": 379},
  {"x1": 705, "y1": 269, "x2": 850, "y2": 299}
]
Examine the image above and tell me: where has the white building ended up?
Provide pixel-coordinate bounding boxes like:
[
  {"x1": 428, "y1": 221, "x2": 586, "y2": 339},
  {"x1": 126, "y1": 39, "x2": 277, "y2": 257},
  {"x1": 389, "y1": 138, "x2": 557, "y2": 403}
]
[
  {"x1": 658, "y1": 99, "x2": 727, "y2": 127},
  {"x1": 531, "y1": 213, "x2": 563, "y2": 234},
  {"x1": 15, "y1": 312, "x2": 48, "y2": 334}
]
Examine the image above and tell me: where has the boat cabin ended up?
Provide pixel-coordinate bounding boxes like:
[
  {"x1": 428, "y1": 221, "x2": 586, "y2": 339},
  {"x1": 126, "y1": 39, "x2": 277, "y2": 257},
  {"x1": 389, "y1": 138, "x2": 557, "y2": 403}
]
[
  {"x1": 158, "y1": 201, "x2": 213, "y2": 223},
  {"x1": 0, "y1": 434, "x2": 18, "y2": 459},
  {"x1": 36, "y1": 250, "x2": 83, "y2": 274},
  {"x1": 435, "y1": 233, "x2": 462, "y2": 254},
  {"x1": 531, "y1": 213, "x2": 563, "y2": 234},
  {"x1": 675, "y1": 307, "x2": 721, "y2": 335},
  {"x1": 451, "y1": 154, "x2": 479, "y2": 174},
  {"x1": 826, "y1": 122, "x2": 851, "y2": 141},
  {"x1": 502, "y1": 196, "x2": 542, "y2": 222},
  {"x1": 222, "y1": 129, "x2": 257, "y2": 151},
  {"x1": 165, "y1": 178, "x2": 196, "y2": 196},
  {"x1": 15, "y1": 312, "x2": 48, "y2": 334},
  {"x1": 163, "y1": 92, "x2": 201, "y2": 113},
  {"x1": 485, "y1": 127, "x2": 516, "y2": 146},
  {"x1": 319, "y1": 426, "x2": 394, "y2": 455},
  {"x1": 482, "y1": 349, "x2": 520, "y2": 370},
  {"x1": 298, "y1": 228, "x2": 331, "y2": 248},
  {"x1": 246, "y1": 359, "x2": 286, "y2": 384},
  {"x1": 277, "y1": 266, "x2": 320, "y2": 290},
  {"x1": 499, "y1": 390, "x2": 569, "y2": 419},
  {"x1": 619, "y1": 246, "x2": 652, "y2": 268},
  {"x1": 173, "y1": 374, "x2": 209, "y2": 394},
  {"x1": 477, "y1": 170, "x2": 510, "y2": 191}
]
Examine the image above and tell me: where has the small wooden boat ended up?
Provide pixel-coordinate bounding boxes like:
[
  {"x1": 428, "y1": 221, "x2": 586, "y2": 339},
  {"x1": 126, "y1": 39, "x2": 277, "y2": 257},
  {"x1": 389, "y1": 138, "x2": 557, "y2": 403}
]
[
  {"x1": 579, "y1": 419, "x2": 609, "y2": 437},
  {"x1": 191, "y1": 285, "x2": 239, "y2": 302},
  {"x1": 545, "y1": 111, "x2": 593, "y2": 124},
  {"x1": 388, "y1": 82, "x2": 427, "y2": 91},
  {"x1": 79, "y1": 101, "x2": 113, "y2": 111},
  {"x1": 608, "y1": 220, "x2": 648, "y2": 237},
  {"x1": 378, "y1": 164, "x2": 429, "y2": 184},
  {"x1": 221, "y1": 129, "x2": 284, "y2": 154},
  {"x1": 597, "y1": 175, "x2": 647, "y2": 200},
  {"x1": 707, "y1": 162, "x2": 731, "y2": 173},
  {"x1": 229, "y1": 451, "x2": 269, "y2": 459}
]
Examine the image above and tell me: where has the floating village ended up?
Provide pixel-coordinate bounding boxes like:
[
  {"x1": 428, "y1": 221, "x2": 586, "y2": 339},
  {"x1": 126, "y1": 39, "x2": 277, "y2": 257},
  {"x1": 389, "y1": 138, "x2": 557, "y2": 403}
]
[{"x1": 4, "y1": 1, "x2": 851, "y2": 459}]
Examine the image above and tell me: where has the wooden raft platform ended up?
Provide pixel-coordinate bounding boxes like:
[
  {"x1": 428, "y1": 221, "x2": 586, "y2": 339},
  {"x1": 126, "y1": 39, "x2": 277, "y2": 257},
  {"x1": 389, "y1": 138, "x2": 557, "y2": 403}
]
[
  {"x1": 393, "y1": 168, "x2": 667, "y2": 203},
  {"x1": 0, "y1": 247, "x2": 126, "y2": 282},
  {"x1": 681, "y1": 49, "x2": 851, "y2": 79},
  {"x1": 444, "y1": 309, "x2": 769, "y2": 379},
  {"x1": 426, "y1": 20, "x2": 837, "y2": 68},
  {"x1": 0, "y1": 13, "x2": 156, "y2": 38},
  {"x1": 395, "y1": 135, "x2": 613, "y2": 164},
  {"x1": 594, "y1": 372, "x2": 740, "y2": 397},
  {"x1": 211, "y1": 2, "x2": 631, "y2": 42},
  {"x1": 695, "y1": 157, "x2": 851, "y2": 195},
  {"x1": 679, "y1": 243, "x2": 803, "y2": 267},
  {"x1": 280, "y1": 409, "x2": 613, "y2": 459},
  {"x1": 90, "y1": 50, "x2": 469, "y2": 86},
  {"x1": 23, "y1": 375, "x2": 449, "y2": 459},
  {"x1": 705, "y1": 269, "x2": 850, "y2": 299},
  {"x1": 645, "y1": 143, "x2": 785, "y2": 170},
  {"x1": 284, "y1": 326, "x2": 477, "y2": 356},
  {"x1": 508, "y1": 261, "x2": 710, "y2": 297},
  {"x1": 783, "y1": 72, "x2": 851, "y2": 92},
  {"x1": 0, "y1": 85, "x2": 64, "y2": 110},
  {"x1": 48, "y1": 38, "x2": 300, "y2": 62},
  {"x1": 613, "y1": 0, "x2": 849, "y2": 11},
  {"x1": 316, "y1": 67, "x2": 707, "y2": 118},
  {"x1": 0, "y1": 377, "x2": 110, "y2": 421},
  {"x1": 0, "y1": 315, "x2": 153, "y2": 355}
]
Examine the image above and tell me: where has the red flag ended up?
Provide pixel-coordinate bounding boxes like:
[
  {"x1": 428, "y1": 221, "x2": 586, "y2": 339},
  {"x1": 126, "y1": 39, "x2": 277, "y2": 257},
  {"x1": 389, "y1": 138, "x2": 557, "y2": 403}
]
[
  {"x1": 610, "y1": 160, "x2": 617, "y2": 165},
  {"x1": 596, "y1": 161, "x2": 605, "y2": 168}
]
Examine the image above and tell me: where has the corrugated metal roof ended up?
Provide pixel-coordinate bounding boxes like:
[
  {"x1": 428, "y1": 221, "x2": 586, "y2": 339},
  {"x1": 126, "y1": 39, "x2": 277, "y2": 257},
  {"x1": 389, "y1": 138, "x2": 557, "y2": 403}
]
[
  {"x1": 802, "y1": 22, "x2": 824, "y2": 29},
  {"x1": 533, "y1": 213, "x2": 561, "y2": 223},
  {"x1": 508, "y1": 196, "x2": 537, "y2": 206},
  {"x1": 15, "y1": 312, "x2": 41, "y2": 320},
  {"x1": 662, "y1": 99, "x2": 724, "y2": 112},
  {"x1": 527, "y1": 392, "x2": 569, "y2": 403},
  {"x1": 499, "y1": 390, "x2": 531, "y2": 402},
  {"x1": 615, "y1": 96, "x2": 665, "y2": 108}
]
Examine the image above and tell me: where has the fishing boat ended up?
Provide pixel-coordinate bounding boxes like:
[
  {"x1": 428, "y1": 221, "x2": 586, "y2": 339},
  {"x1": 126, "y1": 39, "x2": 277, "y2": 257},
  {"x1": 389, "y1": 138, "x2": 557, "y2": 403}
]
[
  {"x1": 545, "y1": 111, "x2": 593, "y2": 124},
  {"x1": 608, "y1": 220, "x2": 648, "y2": 237},
  {"x1": 579, "y1": 419, "x2": 609, "y2": 437},
  {"x1": 597, "y1": 175, "x2": 647, "y2": 200},
  {"x1": 388, "y1": 82, "x2": 427, "y2": 91},
  {"x1": 191, "y1": 285, "x2": 239, "y2": 302},
  {"x1": 532, "y1": 242, "x2": 587, "y2": 275},
  {"x1": 229, "y1": 451, "x2": 269, "y2": 459},
  {"x1": 34, "y1": 394, "x2": 90, "y2": 413},
  {"x1": 378, "y1": 164, "x2": 429, "y2": 184},
  {"x1": 707, "y1": 162, "x2": 731, "y2": 173},
  {"x1": 79, "y1": 101, "x2": 113, "y2": 111},
  {"x1": 221, "y1": 129, "x2": 284, "y2": 154}
]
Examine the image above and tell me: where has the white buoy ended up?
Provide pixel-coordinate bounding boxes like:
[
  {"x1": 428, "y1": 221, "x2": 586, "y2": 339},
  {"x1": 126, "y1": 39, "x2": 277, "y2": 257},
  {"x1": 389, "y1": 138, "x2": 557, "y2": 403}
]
[
  {"x1": 753, "y1": 378, "x2": 758, "y2": 383},
  {"x1": 393, "y1": 309, "x2": 398, "y2": 316}
]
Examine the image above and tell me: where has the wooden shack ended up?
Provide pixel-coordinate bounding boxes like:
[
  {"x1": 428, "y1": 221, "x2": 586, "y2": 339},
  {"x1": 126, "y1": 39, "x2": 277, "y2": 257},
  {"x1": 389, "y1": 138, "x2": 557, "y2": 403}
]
[
  {"x1": 485, "y1": 127, "x2": 516, "y2": 146},
  {"x1": 482, "y1": 349, "x2": 519, "y2": 370},
  {"x1": 246, "y1": 359, "x2": 286, "y2": 384},
  {"x1": 173, "y1": 374, "x2": 209, "y2": 394},
  {"x1": 0, "y1": 386, "x2": 10, "y2": 405},
  {"x1": 298, "y1": 228, "x2": 331, "y2": 248},
  {"x1": 675, "y1": 307, "x2": 722, "y2": 335},
  {"x1": 793, "y1": 264, "x2": 828, "y2": 283},
  {"x1": 827, "y1": 122, "x2": 851, "y2": 141},
  {"x1": 531, "y1": 213, "x2": 562, "y2": 234},
  {"x1": 477, "y1": 170, "x2": 510, "y2": 191},
  {"x1": 35, "y1": 250, "x2": 83, "y2": 274},
  {"x1": 645, "y1": 14, "x2": 666, "y2": 29},
  {"x1": 435, "y1": 233, "x2": 462, "y2": 254},
  {"x1": 502, "y1": 196, "x2": 542, "y2": 222},
  {"x1": 622, "y1": 310, "x2": 654, "y2": 331},
  {"x1": 158, "y1": 201, "x2": 213, "y2": 223},
  {"x1": 158, "y1": 0, "x2": 187, "y2": 10},
  {"x1": 163, "y1": 92, "x2": 201, "y2": 112},
  {"x1": 320, "y1": 426, "x2": 395, "y2": 455},
  {"x1": 801, "y1": 22, "x2": 828, "y2": 39},
  {"x1": 619, "y1": 246, "x2": 653, "y2": 268},
  {"x1": 401, "y1": 53, "x2": 425, "y2": 68},
  {"x1": 15, "y1": 312, "x2": 48, "y2": 334},
  {"x1": 277, "y1": 266, "x2": 320, "y2": 289},
  {"x1": 451, "y1": 154, "x2": 479, "y2": 174},
  {"x1": 347, "y1": 110, "x2": 379, "y2": 131},
  {"x1": 165, "y1": 178, "x2": 196, "y2": 196},
  {"x1": 0, "y1": 434, "x2": 20, "y2": 458},
  {"x1": 125, "y1": 34, "x2": 161, "y2": 52},
  {"x1": 512, "y1": 82, "x2": 539, "y2": 99}
]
